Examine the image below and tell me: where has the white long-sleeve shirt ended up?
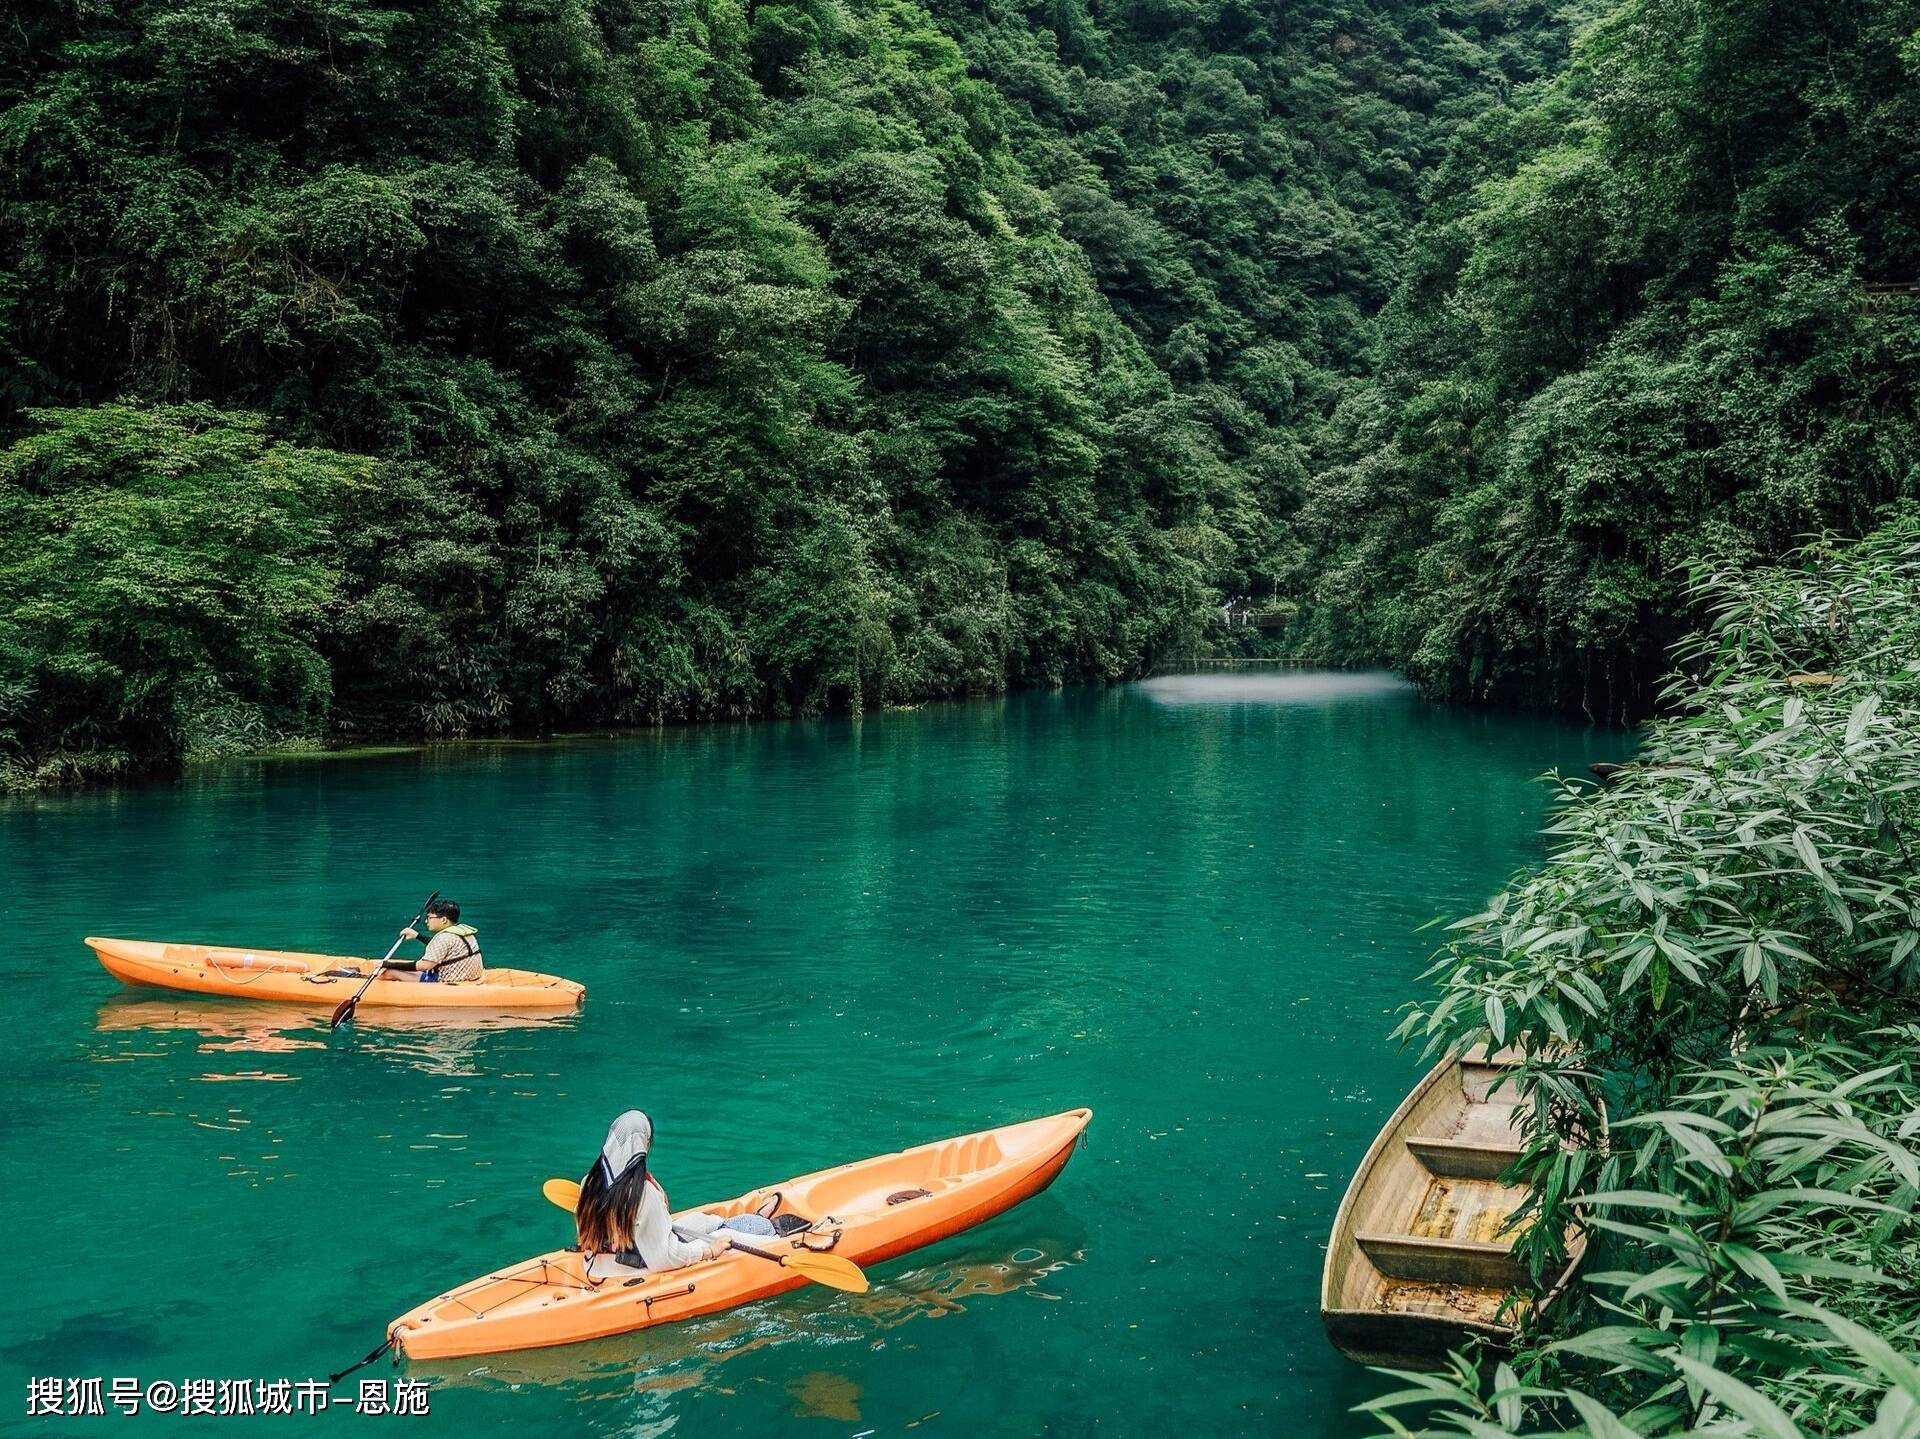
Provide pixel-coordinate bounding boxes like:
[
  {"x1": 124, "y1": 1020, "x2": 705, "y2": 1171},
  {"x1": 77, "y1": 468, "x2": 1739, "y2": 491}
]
[{"x1": 625, "y1": 1185, "x2": 727, "y2": 1271}]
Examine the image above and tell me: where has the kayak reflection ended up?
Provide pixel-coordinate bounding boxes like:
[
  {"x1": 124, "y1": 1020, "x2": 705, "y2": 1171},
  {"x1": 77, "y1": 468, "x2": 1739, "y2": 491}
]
[
  {"x1": 97, "y1": 995, "x2": 579, "y2": 1038},
  {"x1": 92, "y1": 996, "x2": 577, "y2": 1077}
]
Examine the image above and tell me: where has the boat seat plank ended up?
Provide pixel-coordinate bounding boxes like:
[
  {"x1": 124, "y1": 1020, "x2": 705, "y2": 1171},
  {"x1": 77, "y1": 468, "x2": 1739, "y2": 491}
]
[
  {"x1": 1356, "y1": 1232, "x2": 1558, "y2": 1291},
  {"x1": 1406, "y1": 1136, "x2": 1525, "y2": 1181}
]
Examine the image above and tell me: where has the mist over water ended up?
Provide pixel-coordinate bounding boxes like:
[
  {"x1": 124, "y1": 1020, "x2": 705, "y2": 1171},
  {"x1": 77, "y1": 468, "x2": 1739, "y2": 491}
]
[
  {"x1": 0, "y1": 678, "x2": 1620, "y2": 1436},
  {"x1": 1136, "y1": 670, "x2": 1415, "y2": 706}
]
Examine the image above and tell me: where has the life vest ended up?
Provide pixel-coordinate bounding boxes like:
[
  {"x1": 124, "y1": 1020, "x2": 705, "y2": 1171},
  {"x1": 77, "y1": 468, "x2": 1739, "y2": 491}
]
[{"x1": 419, "y1": 923, "x2": 482, "y2": 981}]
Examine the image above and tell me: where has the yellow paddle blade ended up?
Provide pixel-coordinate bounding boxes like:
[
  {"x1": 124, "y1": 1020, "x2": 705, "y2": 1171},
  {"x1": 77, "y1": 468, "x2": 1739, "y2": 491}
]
[
  {"x1": 543, "y1": 1177, "x2": 582, "y2": 1212},
  {"x1": 779, "y1": 1250, "x2": 869, "y2": 1293}
]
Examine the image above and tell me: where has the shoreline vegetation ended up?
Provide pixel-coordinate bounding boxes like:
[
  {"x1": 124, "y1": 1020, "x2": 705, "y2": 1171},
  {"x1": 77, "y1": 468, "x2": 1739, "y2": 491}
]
[
  {"x1": 1376, "y1": 513, "x2": 1920, "y2": 1437},
  {"x1": 3, "y1": 0, "x2": 1567, "y2": 792},
  {"x1": 7, "y1": 2, "x2": 1916, "y2": 788},
  {"x1": 0, "y1": 663, "x2": 1364, "y2": 799}
]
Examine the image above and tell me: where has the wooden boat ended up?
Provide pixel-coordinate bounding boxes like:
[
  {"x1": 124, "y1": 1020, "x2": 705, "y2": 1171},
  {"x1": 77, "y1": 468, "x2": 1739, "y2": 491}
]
[
  {"x1": 86, "y1": 937, "x2": 584, "y2": 1011},
  {"x1": 1321, "y1": 1049, "x2": 1591, "y2": 1369}
]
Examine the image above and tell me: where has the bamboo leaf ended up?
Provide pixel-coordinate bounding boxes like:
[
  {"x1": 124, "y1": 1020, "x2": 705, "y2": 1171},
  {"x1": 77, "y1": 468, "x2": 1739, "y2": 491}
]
[
  {"x1": 1494, "y1": 1363, "x2": 1521, "y2": 1430},
  {"x1": 1847, "y1": 693, "x2": 1881, "y2": 747},
  {"x1": 1668, "y1": 1355, "x2": 1805, "y2": 1439},
  {"x1": 1574, "y1": 1189, "x2": 1712, "y2": 1214},
  {"x1": 1780, "y1": 1302, "x2": 1920, "y2": 1401},
  {"x1": 1720, "y1": 1242, "x2": 1787, "y2": 1301},
  {"x1": 1563, "y1": 1391, "x2": 1642, "y2": 1439},
  {"x1": 1484, "y1": 995, "x2": 1507, "y2": 1045}
]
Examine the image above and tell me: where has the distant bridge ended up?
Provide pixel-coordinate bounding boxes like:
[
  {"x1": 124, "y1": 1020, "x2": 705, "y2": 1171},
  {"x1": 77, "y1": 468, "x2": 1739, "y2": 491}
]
[
  {"x1": 1861, "y1": 281, "x2": 1920, "y2": 310},
  {"x1": 1218, "y1": 599, "x2": 1294, "y2": 631}
]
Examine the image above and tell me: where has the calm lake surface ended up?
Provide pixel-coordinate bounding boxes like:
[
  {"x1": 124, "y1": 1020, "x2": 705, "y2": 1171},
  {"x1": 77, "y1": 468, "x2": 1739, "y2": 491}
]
[{"x1": 0, "y1": 674, "x2": 1618, "y2": 1436}]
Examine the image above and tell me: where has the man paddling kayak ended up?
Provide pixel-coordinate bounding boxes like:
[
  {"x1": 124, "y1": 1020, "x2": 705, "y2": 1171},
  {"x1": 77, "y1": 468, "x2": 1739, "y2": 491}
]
[
  {"x1": 380, "y1": 898, "x2": 484, "y2": 983},
  {"x1": 575, "y1": 1111, "x2": 779, "y2": 1271}
]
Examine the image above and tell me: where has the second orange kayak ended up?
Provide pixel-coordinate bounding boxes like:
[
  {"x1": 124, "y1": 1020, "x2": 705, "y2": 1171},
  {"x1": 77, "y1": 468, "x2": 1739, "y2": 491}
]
[
  {"x1": 389, "y1": 1107, "x2": 1092, "y2": 1359},
  {"x1": 86, "y1": 937, "x2": 584, "y2": 1010}
]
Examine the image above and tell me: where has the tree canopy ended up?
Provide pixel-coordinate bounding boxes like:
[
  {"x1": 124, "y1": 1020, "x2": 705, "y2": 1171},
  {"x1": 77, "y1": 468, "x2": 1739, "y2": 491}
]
[
  {"x1": 0, "y1": 0, "x2": 1576, "y2": 780},
  {"x1": 5, "y1": 0, "x2": 1915, "y2": 777},
  {"x1": 1294, "y1": 0, "x2": 1920, "y2": 719}
]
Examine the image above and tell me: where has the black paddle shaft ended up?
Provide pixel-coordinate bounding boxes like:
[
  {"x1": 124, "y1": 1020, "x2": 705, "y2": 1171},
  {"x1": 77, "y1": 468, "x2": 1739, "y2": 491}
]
[{"x1": 329, "y1": 890, "x2": 439, "y2": 1029}]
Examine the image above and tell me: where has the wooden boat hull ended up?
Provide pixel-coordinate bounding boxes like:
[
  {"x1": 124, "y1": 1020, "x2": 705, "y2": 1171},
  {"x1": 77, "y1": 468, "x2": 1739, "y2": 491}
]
[
  {"x1": 1322, "y1": 1309, "x2": 1515, "y2": 1372},
  {"x1": 389, "y1": 1108, "x2": 1092, "y2": 1359},
  {"x1": 86, "y1": 937, "x2": 584, "y2": 1010},
  {"x1": 1321, "y1": 1051, "x2": 1591, "y2": 1370}
]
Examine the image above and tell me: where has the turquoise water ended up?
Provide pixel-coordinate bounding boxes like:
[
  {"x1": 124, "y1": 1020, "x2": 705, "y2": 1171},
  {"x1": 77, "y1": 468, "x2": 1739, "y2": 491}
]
[{"x1": 0, "y1": 674, "x2": 1616, "y2": 1435}]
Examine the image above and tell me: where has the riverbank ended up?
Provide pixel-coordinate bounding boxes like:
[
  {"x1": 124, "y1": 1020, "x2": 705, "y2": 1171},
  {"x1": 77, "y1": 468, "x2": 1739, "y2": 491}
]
[
  {"x1": 2, "y1": 655, "x2": 1354, "y2": 798},
  {"x1": 1380, "y1": 512, "x2": 1920, "y2": 1437}
]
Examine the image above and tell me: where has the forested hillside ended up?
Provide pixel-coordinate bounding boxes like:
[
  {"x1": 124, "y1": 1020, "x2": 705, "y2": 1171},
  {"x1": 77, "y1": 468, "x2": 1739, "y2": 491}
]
[
  {"x1": 6, "y1": 0, "x2": 1915, "y2": 784},
  {"x1": 922, "y1": 0, "x2": 1578, "y2": 608},
  {"x1": 1294, "y1": 0, "x2": 1920, "y2": 719},
  {"x1": 0, "y1": 0, "x2": 1574, "y2": 784}
]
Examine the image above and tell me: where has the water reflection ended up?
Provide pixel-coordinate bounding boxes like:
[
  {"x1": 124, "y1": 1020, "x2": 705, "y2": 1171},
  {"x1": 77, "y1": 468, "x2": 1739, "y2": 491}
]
[
  {"x1": 4, "y1": 679, "x2": 1615, "y2": 1439},
  {"x1": 93, "y1": 996, "x2": 577, "y2": 1077}
]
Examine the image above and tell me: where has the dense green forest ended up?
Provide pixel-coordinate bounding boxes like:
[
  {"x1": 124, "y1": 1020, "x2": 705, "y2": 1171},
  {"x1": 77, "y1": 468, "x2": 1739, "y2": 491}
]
[
  {"x1": 1295, "y1": 0, "x2": 1920, "y2": 719},
  {"x1": 0, "y1": 0, "x2": 1576, "y2": 784},
  {"x1": 4, "y1": 0, "x2": 1917, "y2": 783},
  {"x1": 7, "y1": 3, "x2": 1920, "y2": 1430}
]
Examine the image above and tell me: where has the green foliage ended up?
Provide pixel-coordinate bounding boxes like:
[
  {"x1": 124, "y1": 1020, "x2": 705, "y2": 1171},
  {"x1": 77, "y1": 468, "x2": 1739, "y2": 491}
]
[
  {"x1": 1367, "y1": 1041, "x2": 1920, "y2": 1437},
  {"x1": 0, "y1": 0, "x2": 1580, "y2": 780},
  {"x1": 930, "y1": 0, "x2": 1584, "y2": 617},
  {"x1": 1377, "y1": 513, "x2": 1920, "y2": 1435},
  {"x1": 1299, "y1": 1, "x2": 1920, "y2": 717},
  {"x1": 0, "y1": 404, "x2": 364, "y2": 786}
]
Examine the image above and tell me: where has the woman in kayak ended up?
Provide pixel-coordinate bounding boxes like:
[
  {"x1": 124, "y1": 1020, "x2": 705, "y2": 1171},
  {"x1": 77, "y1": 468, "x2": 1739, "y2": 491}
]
[
  {"x1": 575, "y1": 1111, "x2": 779, "y2": 1270},
  {"x1": 380, "y1": 898, "x2": 483, "y2": 983}
]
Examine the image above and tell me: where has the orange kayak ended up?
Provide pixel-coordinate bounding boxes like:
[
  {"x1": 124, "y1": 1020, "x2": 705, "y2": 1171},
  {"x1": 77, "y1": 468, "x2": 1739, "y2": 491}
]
[
  {"x1": 85, "y1": 937, "x2": 584, "y2": 1010},
  {"x1": 389, "y1": 1107, "x2": 1092, "y2": 1359}
]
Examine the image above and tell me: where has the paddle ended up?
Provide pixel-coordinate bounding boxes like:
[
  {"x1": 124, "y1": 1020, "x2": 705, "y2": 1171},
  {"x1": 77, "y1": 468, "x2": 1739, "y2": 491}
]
[
  {"x1": 329, "y1": 890, "x2": 438, "y2": 1030},
  {"x1": 540, "y1": 1177, "x2": 869, "y2": 1293}
]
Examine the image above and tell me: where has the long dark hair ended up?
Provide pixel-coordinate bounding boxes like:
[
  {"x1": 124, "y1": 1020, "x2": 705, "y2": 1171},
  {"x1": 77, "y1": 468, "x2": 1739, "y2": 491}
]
[{"x1": 575, "y1": 1154, "x2": 662, "y2": 1255}]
